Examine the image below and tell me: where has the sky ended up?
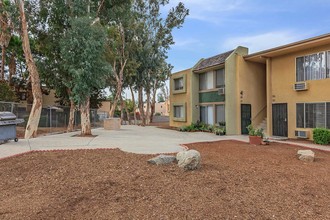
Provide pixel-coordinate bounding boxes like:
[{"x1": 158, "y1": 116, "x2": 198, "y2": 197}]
[{"x1": 163, "y1": 0, "x2": 330, "y2": 73}]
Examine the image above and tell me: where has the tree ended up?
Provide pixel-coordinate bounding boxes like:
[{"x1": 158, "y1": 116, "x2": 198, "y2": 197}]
[
  {"x1": 132, "y1": 0, "x2": 188, "y2": 125},
  {"x1": 0, "y1": 0, "x2": 12, "y2": 81},
  {"x1": 60, "y1": 17, "x2": 110, "y2": 135},
  {"x1": 0, "y1": 80, "x2": 17, "y2": 101},
  {"x1": 17, "y1": 0, "x2": 43, "y2": 139}
]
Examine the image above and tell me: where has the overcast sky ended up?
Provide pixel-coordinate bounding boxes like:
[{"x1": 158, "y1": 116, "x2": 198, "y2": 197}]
[{"x1": 164, "y1": 0, "x2": 330, "y2": 73}]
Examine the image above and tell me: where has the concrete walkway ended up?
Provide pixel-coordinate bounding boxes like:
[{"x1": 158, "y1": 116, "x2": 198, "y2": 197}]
[
  {"x1": 0, "y1": 125, "x2": 329, "y2": 160},
  {"x1": 0, "y1": 125, "x2": 248, "y2": 159}
]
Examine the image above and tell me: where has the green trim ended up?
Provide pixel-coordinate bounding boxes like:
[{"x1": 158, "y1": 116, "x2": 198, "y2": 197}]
[{"x1": 199, "y1": 91, "x2": 225, "y2": 103}]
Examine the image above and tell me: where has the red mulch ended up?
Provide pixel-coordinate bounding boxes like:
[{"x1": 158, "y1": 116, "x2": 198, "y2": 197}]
[{"x1": 0, "y1": 141, "x2": 329, "y2": 219}]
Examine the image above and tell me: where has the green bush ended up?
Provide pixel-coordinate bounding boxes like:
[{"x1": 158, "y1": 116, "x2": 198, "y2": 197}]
[
  {"x1": 246, "y1": 124, "x2": 264, "y2": 138},
  {"x1": 313, "y1": 128, "x2": 330, "y2": 145},
  {"x1": 179, "y1": 122, "x2": 225, "y2": 135}
]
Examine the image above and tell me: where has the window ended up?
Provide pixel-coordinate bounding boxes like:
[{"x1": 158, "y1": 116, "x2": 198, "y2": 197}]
[
  {"x1": 296, "y1": 103, "x2": 330, "y2": 128},
  {"x1": 199, "y1": 71, "x2": 213, "y2": 90},
  {"x1": 296, "y1": 52, "x2": 328, "y2": 82},
  {"x1": 173, "y1": 104, "x2": 185, "y2": 121},
  {"x1": 216, "y1": 104, "x2": 225, "y2": 124},
  {"x1": 174, "y1": 105, "x2": 183, "y2": 118},
  {"x1": 216, "y1": 69, "x2": 225, "y2": 88},
  {"x1": 174, "y1": 77, "x2": 184, "y2": 90},
  {"x1": 200, "y1": 105, "x2": 214, "y2": 125}
]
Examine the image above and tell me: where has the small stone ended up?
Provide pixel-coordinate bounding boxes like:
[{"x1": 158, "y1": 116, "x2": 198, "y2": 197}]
[
  {"x1": 297, "y1": 150, "x2": 315, "y2": 162},
  {"x1": 147, "y1": 155, "x2": 176, "y2": 165},
  {"x1": 176, "y1": 150, "x2": 201, "y2": 170}
]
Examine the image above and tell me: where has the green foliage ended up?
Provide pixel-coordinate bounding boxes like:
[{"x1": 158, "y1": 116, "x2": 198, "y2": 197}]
[
  {"x1": 157, "y1": 93, "x2": 165, "y2": 103},
  {"x1": 313, "y1": 128, "x2": 330, "y2": 145},
  {"x1": 213, "y1": 126, "x2": 226, "y2": 136},
  {"x1": 178, "y1": 121, "x2": 225, "y2": 135},
  {"x1": 0, "y1": 81, "x2": 17, "y2": 102},
  {"x1": 60, "y1": 17, "x2": 111, "y2": 106},
  {"x1": 246, "y1": 124, "x2": 264, "y2": 138}
]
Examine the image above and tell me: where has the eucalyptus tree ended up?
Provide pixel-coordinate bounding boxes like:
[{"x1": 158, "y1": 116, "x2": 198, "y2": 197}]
[
  {"x1": 0, "y1": 0, "x2": 12, "y2": 80},
  {"x1": 16, "y1": 0, "x2": 43, "y2": 139},
  {"x1": 132, "y1": 0, "x2": 188, "y2": 125},
  {"x1": 60, "y1": 17, "x2": 110, "y2": 135}
]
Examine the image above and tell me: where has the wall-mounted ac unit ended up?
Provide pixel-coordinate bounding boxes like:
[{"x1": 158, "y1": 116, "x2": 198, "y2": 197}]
[
  {"x1": 218, "y1": 88, "x2": 225, "y2": 95},
  {"x1": 295, "y1": 130, "x2": 309, "y2": 138},
  {"x1": 293, "y1": 82, "x2": 308, "y2": 91}
]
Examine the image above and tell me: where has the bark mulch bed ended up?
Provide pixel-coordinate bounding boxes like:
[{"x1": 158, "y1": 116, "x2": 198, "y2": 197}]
[{"x1": 0, "y1": 141, "x2": 329, "y2": 219}]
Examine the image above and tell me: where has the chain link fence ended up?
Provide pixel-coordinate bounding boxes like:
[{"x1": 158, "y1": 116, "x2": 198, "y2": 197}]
[{"x1": 0, "y1": 101, "x2": 108, "y2": 136}]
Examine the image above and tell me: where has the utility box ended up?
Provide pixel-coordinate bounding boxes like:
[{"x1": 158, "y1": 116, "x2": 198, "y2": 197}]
[
  {"x1": 0, "y1": 112, "x2": 24, "y2": 143},
  {"x1": 104, "y1": 118, "x2": 121, "y2": 130}
]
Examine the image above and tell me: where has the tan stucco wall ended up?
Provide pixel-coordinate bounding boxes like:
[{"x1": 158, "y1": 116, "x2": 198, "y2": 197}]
[
  {"x1": 169, "y1": 68, "x2": 193, "y2": 127},
  {"x1": 98, "y1": 101, "x2": 111, "y2": 113},
  {"x1": 237, "y1": 57, "x2": 266, "y2": 130},
  {"x1": 225, "y1": 46, "x2": 249, "y2": 135},
  {"x1": 271, "y1": 44, "x2": 330, "y2": 139}
]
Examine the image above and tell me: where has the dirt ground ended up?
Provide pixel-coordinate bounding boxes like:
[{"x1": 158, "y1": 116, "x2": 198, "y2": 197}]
[
  {"x1": 0, "y1": 141, "x2": 329, "y2": 219},
  {"x1": 16, "y1": 127, "x2": 69, "y2": 138}
]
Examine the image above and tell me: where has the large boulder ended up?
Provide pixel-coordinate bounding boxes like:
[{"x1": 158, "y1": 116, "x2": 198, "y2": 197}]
[
  {"x1": 176, "y1": 150, "x2": 201, "y2": 170},
  {"x1": 297, "y1": 150, "x2": 315, "y2": 162},
  {"x1": 147, "y1": 155, "x2": 177, "y2": 165}
]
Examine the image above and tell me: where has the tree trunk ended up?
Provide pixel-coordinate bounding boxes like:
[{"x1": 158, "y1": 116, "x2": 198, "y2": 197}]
[
  {"x1": 150, "y1": 86, "x2": 157, "y2": 123},
  {"x1": 109, "y1": 85, "x2": 121, "y2": 117},
  {"x1": 18, "y1": 1, "x2": 43, "y2": 139},
  {"x1": 120, "y1": 95, "x2": 124, "y2": 124},
  {"x1": 67, "y1": 98, "x2": 75, "y2": 132},
  {"x1": 8, "y1": 53, "x2": 16, "y2": 85},
  {"x1": 124, "y1": 100, "x2": 131, "y2": 125},
  {"x1": 129, "y1": 86, "x2": 137, "y2": 125},
  {"x1": 80, "y1": 98, "x2": 91, "y2": 135},
  {"x1": 138, "y1": 87, "x2": 145, "y2": 126},
  {"x1": 146, "y1": 91, "x2": 151, "y2": 125},
  {"x1": 1, "y1": 45, "x2": 5, "y2": 80}
]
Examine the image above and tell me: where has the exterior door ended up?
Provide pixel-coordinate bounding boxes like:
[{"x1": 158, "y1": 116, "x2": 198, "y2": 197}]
[
  {"x1": 241, "y1": 104, "x2": 251, "y2": 134},
  {"x1": 272, "y1": 103, "x2": 288, "y2": 137}
]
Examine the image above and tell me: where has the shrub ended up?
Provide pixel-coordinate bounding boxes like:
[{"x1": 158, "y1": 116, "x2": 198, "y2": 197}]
[
  {"x1": 213, "y1": 126, "x2": 225, "y2": 135},
  {"x1": 313, "y1": 128, "x2": 330, "y2": 145},
  {"x1": 246, "y1": 124, "x2": 264, "y2": 138}
]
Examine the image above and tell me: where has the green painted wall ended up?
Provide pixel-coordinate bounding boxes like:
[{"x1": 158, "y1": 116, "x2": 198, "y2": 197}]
[{"x1": 199, "y1": 92, "x2": 225, "y2": 103}]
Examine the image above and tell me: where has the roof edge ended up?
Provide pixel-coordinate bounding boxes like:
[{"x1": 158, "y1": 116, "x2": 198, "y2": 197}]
[{"x1": 244, "y1": 32, "x2": 330, "y2": 59}]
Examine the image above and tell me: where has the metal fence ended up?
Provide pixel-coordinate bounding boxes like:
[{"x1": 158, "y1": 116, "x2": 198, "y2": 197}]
[{"x1": 0, "y1": 101, "x2": 109, "y2": 135}]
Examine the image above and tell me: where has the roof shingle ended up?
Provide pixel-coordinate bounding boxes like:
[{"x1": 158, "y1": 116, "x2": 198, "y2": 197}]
[{"x1": 193, "y1": 50, "x2": 234, "y2": 72}]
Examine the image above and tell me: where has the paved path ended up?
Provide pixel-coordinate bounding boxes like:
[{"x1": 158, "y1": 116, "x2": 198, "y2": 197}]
[
  {"x1": 0, "y1": 125, "x2": 329, "y2": 160},
  {"x1": 0, "y1": 125, "x2": 248, "y2": 159}
]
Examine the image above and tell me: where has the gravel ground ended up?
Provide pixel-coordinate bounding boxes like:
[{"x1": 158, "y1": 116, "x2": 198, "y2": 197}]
[{"x1": 0, "y1": 140, "x2": 329, "y2": 219}]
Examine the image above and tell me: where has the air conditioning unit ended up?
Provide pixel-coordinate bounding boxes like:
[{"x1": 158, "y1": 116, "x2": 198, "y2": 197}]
[
  {"x1": 293, "y1": 82, "x2": 308, "y2": 91},
  {"x1": 218, "y1": 88, "x2": 225, "y2": 95},
  {"x1": 295, "y1": 130, "x2": 309, "y2": 138}
]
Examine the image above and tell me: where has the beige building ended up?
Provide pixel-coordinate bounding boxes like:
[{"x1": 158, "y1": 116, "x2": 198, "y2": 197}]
[
  {"x1": 170, "y1": 46, "x2": 265, "y2": 135},
  {"x1": 170, "y1": 33, "x2": 330, "y2": 140},
  {"x1": 245, "y1": 33, "x2": 330, "y2": 139}
]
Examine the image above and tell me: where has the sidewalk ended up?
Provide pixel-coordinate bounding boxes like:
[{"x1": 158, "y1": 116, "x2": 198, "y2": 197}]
[
  {"x1": 0, "y1": 125, "x2": 248, "y2": 159},
  {"x1": 0, "y1": 125, "x2": 329, "y2": 160}
]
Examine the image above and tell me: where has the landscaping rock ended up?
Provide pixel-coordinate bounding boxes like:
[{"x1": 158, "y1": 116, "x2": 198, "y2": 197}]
[
  {"x1": 176, "y1": 150, "x2": 201, "y2": 170},
  {"x1": 147, "y1": 155, "x2": 176, "y2": 165},
  {"x1": 297, "y1": 150, "x2": 315, "y2": 162}
]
